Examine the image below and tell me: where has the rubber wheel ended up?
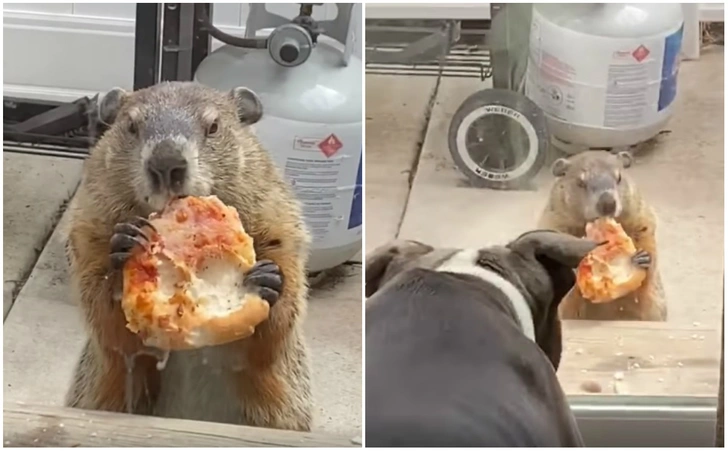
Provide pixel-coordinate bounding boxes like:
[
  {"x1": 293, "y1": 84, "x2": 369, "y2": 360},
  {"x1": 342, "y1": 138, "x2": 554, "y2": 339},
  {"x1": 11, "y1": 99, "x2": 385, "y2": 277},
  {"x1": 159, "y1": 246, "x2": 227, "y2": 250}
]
[{"x1": 447, "y1": 88, "x2": 549, "y2": 190}]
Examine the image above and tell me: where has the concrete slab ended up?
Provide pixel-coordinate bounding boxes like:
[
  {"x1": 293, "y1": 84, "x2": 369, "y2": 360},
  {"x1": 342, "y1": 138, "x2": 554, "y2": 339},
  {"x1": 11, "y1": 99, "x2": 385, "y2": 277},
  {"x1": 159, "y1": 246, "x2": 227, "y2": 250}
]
[
  {"x1": 4, "y1": 211, "x2": 362, "y2": 436},
  {"x1": 3, "y1": 210, "x2": 86, "y2": 406},
  {"x1": 306, "y1": 265, "x2": 362, "y2": 436},
  {"x1": 2, "y1": 153, "x2": 83, "y2": 317},
  {"x1": 398, "y1": 49, "x2": 724, "y2": 330},
  {"x1": 364, "y1": 75, "x2": 438, "y2": 252}
]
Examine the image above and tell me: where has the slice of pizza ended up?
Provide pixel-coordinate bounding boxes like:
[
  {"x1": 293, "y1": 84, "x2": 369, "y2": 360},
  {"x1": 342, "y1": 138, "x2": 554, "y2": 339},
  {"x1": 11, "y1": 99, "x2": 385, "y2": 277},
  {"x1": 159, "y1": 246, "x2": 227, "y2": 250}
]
[
  {"x1": 576, "y1": 217, "x2": 647, "y2": 303},
  {"x1": 122, "y1": 195, "x2": 269, "y2": 350}
]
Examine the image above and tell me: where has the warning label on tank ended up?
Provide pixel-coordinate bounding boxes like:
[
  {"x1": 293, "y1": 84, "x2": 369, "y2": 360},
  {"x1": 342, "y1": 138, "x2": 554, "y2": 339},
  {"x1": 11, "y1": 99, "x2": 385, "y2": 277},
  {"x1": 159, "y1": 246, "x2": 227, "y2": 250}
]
[
  {"x1": 318, "y1": 134, "x2": 343, "y2": 158},
  {"x1": 632, "y1": 45, "x2": 650, "y2": 63},
  {"x1": 293, "y1": 137, "x2": 324, "y2": 152},
  {"x1": 256, "y1": 117, "x2": 361, "y2": 255},
  {"x1": 283, "y1": 157, "x2": 345, "y2": 241}
]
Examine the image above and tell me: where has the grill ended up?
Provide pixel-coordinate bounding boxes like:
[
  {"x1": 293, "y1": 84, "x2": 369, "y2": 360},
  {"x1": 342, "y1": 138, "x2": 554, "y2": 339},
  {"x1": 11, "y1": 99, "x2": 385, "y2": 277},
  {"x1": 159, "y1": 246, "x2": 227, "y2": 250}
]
[{"x1": 365, "y1": 43, "x2": 492, "y2": 80}]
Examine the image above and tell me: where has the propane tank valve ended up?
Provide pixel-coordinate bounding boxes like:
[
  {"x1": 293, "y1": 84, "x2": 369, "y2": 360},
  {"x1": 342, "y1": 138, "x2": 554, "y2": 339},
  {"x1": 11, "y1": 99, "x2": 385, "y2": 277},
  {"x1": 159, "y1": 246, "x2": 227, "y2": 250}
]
[{"x1": 268, "y1": 23, "x2": 313, "y2": 67}]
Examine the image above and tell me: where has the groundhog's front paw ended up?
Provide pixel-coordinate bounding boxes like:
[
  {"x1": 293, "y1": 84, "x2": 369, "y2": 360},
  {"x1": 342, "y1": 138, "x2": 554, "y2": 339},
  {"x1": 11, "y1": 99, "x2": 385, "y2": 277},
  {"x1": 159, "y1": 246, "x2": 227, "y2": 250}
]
[
  {"x1": 109, "y1": 216, "x2": 156, "y2": 270},
  {"x1": 632, "y1": 249, "x2": 651, "y2": 269},
  {"x1": 109, "y1": 217, "x2": 156, "y2": 304},
  {"x1": 244, "y1": 259, "x2": 283, "y2": 307}
]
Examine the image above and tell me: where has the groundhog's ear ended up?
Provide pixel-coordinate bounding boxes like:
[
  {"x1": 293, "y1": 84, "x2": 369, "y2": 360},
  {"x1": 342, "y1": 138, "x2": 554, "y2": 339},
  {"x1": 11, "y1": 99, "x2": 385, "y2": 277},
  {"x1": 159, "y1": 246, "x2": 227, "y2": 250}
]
[
  {"x1": 98, "y1": 87, "x2": 128, "y2": 125},
  {"x1": 229, "y1": 87, "x2": 263, "y2": 126},
  {"x1": 616, "y1": 151, "x2": 633, "y2": 169},
  {"x1": 551, "y1": 158, "x2": 571, "y2": 177}
]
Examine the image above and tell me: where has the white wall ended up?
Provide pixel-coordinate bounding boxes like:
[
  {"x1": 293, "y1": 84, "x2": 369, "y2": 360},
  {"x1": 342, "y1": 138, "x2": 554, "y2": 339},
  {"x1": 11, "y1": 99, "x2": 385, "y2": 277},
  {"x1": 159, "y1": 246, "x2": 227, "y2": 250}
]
[{"x1": 3, "y1": 3, "x2": 362, "y2": 102}]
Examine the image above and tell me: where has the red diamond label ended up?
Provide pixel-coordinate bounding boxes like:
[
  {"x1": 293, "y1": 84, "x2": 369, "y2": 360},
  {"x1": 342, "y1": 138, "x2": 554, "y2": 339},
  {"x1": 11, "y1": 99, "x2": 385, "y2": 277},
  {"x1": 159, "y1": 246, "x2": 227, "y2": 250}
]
[
  {"x1": 632, "y1": 45, "x2": 650, "y2": 62},
  {"x1": 318, "y1": 134, "x2": 343, "y2": 158}
]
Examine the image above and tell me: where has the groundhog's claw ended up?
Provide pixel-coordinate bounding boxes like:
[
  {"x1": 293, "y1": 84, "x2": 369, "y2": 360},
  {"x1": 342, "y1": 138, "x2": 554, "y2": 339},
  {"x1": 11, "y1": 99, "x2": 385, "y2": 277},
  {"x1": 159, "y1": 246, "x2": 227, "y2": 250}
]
[
  {"x1": 244, "y1": 259, "x2": 283, "y2": 307},
  {"x1": 109, "y1": 217, "x2": 153, "y2": 270},
  {"x1": 632, "y1": 249, "x2": 651, "y2": 269}
]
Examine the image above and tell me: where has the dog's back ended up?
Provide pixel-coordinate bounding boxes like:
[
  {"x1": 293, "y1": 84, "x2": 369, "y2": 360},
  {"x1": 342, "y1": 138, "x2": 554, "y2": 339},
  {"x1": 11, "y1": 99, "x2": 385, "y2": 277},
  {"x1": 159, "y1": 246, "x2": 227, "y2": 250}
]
[{"x1": 366, "y1": 268, "x2": 582, "y2": 447}]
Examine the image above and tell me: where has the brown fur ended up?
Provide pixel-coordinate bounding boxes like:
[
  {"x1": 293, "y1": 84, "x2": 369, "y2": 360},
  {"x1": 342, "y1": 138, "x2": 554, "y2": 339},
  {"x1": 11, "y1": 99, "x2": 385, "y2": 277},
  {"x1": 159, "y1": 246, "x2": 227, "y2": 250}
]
[
  {"x1": 537, "y1": 151, "x2": 666, "y2": 321},
  {"x1": 64, "y1": 82, "x2": 313, "y2": 430}
]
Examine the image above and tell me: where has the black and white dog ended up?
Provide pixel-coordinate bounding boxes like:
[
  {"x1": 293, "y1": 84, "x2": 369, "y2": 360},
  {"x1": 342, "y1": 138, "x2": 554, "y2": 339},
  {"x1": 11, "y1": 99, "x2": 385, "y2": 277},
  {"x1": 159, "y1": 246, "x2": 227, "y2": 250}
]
[{"x1": 365, "y1": 230, "x2": 598, "y2": 447}]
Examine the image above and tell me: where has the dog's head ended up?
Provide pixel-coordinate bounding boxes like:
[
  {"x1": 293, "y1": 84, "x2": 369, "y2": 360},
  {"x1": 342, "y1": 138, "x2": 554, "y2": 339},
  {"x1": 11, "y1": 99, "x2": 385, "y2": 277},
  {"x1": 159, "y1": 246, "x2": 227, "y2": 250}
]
[{"x1": 366, "y1": 231, "x2": 599, "y2": 369}]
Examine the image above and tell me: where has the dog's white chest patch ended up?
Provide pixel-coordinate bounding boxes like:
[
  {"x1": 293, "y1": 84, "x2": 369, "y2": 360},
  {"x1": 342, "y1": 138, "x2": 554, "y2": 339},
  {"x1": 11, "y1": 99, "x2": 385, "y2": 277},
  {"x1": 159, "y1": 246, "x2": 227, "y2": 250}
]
[{"x1": 437, "y1": 249, "x2": 536, "y2": 342}]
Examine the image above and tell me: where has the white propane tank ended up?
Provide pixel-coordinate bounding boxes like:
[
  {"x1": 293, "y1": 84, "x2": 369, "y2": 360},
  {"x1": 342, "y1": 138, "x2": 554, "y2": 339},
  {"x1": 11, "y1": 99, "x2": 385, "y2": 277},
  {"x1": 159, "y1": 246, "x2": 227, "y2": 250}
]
[
  {"x1": 195, "y1": 5, "x2": 362, "y2": 273},
  {"x1": 525, "y1": 3, "x2": 684, "y2": 150}
]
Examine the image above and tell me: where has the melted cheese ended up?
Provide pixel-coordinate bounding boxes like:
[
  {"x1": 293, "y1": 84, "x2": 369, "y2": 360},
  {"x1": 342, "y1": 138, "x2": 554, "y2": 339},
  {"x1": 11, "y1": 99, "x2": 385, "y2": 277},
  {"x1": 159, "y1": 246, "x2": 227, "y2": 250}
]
[{"x1": 187, "y1": 258, "x2": 248, "y2": 318}]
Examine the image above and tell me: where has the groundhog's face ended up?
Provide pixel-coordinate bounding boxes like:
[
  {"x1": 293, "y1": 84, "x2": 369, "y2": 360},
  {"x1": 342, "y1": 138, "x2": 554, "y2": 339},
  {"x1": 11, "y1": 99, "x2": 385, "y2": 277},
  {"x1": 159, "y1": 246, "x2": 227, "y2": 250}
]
[
  {"x1": 552, "y1": 151, "x2": 633, "y2": 222},
  {"x1": 98, "y1": 82, "x2": 263, "y2": 212}
]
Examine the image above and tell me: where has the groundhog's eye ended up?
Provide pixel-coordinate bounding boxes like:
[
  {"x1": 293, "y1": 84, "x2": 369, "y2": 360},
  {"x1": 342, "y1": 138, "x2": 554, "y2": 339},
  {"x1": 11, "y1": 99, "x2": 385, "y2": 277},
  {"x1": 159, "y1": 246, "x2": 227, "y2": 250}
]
[
  {"x1": 206, "y1": 120, "x2": 219, "y2": 137},
  {"x1": 616, "y1": 172, "x2": 622, "y2": 184},
  {"x1": 128, "y1": 121, "x2": 138, "y2": 136}
]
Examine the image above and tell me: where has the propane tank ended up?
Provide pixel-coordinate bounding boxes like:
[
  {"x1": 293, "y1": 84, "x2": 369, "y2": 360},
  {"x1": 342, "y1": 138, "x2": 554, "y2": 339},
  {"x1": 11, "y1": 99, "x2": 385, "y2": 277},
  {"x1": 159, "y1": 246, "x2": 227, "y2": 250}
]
[
  {"x1": 525, "y1": 3, "x2": 684, "y2": 152},
  {"x1": 195, "y1": 4, "x2": 362, "y2": 273}
]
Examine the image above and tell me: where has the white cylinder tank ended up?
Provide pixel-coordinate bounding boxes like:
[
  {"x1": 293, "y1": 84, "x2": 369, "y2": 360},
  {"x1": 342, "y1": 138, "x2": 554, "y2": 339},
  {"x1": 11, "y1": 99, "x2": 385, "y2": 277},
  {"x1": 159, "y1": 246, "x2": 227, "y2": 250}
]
[
  {"x1": 525, "y1": 3, "x2": 684, "y2": 150},
  {"x1": 195, "y1": 37, "x2": 362, "y2": 273}
]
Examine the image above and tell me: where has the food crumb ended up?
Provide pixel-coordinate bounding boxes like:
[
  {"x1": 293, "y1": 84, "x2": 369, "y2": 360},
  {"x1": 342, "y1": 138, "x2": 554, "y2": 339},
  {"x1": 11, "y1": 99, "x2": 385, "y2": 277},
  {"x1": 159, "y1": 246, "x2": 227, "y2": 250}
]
[{"x1": 580, "y1": 380, "x2": 602, "y2": 393}]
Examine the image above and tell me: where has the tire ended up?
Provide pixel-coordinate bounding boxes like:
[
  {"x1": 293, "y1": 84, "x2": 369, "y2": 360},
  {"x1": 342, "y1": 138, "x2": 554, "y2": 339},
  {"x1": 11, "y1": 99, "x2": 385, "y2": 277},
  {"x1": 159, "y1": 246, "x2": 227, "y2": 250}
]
[{"x1": 447, "y1": 88, "x2": 549, "y2": 190}]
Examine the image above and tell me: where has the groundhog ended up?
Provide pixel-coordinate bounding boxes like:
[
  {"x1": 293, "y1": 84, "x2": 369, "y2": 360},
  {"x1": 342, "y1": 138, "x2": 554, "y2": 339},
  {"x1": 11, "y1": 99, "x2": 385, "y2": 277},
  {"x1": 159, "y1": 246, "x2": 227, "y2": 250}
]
[
  {"x1": 63, "y1": 81, "x2": 313, "y2": 430},
  {"x1": 537, "y1": 151, "x2": 666, "y2": 321}
]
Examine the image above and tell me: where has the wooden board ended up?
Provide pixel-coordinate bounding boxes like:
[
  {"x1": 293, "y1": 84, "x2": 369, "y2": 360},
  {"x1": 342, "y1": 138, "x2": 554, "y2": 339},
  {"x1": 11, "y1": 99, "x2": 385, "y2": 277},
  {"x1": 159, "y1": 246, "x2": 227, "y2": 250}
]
[
  {"x1": 559, "y1": 320, "x2": 721, "y2": 397},
  {"x1": 3, "y1": 403, "x2": 359, "y2": 448}
]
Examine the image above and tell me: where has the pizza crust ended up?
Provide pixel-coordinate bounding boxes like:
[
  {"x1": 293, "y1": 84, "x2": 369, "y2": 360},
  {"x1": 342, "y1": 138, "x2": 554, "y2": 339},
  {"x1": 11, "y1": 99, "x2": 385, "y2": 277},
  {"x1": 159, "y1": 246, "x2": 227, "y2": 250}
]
[
  {"x1": 576, "y1": 217, "x2": 647, "y2": 303},
  {"x1": 121, "y1": 195, "x2": 270, "y2": 350}
]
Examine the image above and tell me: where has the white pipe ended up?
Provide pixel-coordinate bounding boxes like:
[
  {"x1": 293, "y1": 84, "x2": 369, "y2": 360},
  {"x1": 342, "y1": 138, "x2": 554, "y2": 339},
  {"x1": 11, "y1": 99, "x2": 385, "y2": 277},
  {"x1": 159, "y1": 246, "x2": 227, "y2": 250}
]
[{"x1": 682, "y1": 3, "x2": 701, "y2": 60}]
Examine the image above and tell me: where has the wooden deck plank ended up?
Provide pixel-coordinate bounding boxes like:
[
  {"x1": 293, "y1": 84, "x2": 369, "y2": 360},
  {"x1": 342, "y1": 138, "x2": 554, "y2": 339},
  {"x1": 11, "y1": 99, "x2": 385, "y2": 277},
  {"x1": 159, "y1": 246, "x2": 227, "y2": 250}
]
[
  {"x1": 3, "y1": 403, "x2": 358, "y2": 448},
  {"x1": 559, "y1": 320, "x2": 721, "y2": 397}
]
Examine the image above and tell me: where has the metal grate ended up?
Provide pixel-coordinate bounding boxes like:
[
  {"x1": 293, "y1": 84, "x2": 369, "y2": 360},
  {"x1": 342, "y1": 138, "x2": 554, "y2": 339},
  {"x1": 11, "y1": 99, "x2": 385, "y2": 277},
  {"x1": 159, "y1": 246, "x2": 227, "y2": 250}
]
[
  {"x1": 365, "y1": 43, "x2": 492, "y2": 80},
  {"x1": 3, "y1": 140, "x2": 89, "y2": 160}
]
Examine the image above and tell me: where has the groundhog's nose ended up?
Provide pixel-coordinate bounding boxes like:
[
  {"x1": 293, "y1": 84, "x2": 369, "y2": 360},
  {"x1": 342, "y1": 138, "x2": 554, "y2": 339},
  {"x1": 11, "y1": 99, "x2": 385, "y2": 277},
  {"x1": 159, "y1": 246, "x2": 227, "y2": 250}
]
[
  {"x1": 596, "y1": 192, "x2": 617, "y2": 216},
  {"x1": 146, "y1": 145, "x2": 188, "y2": 191}
]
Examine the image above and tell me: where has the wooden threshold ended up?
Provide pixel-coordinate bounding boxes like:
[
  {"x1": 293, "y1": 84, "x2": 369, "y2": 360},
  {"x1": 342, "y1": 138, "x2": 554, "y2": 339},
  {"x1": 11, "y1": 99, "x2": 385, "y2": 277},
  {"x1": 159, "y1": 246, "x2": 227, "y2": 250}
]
[
  {"x1": 3, "y1": 403, "x2": 359, "y2": 447},
  {"x1": 559, "y1": 320, "x2": 721, "y2": 398}
]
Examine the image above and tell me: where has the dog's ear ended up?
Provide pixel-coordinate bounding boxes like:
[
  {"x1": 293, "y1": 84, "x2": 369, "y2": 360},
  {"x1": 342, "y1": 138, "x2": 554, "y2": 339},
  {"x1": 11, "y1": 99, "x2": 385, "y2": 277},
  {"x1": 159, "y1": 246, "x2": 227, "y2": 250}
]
[
  {"x1": 508, "y1": 229, "x2": 598, "y2": 306},
  {"x1": 508, "y1": 230, "x2": 599, "y2": 370},
  {"x1": 510, "y1": 229, "x2": 600, "y2": 269},
  {"x1": 365, "y1": 240, "x2": 433, "y2": 298}
]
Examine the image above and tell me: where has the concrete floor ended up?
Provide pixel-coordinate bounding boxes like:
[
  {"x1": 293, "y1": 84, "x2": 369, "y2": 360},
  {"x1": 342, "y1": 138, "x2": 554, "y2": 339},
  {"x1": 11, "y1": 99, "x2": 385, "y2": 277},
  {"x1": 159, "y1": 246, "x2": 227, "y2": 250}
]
[
  {"x1": 366, "y1": 48, "x2": 724, "y2": 394},
  {"x1": 3, "y1": 157, "x2": 362, "y2": 437}
]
